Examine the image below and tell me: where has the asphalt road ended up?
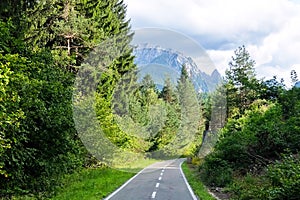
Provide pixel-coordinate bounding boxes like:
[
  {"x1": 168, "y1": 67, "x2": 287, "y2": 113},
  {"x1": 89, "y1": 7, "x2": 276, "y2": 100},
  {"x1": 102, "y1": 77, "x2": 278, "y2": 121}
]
[{"x1": 105, "y1": 158, "x2": 197, "y2": 200}]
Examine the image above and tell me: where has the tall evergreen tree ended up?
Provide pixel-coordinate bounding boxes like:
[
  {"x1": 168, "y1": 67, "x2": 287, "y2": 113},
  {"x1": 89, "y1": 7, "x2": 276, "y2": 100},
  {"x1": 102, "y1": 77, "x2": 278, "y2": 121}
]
[
  {"x1": 175, "y1": 65, "x2": 203, "y2": 156},
  {"x1": 90, "y1": 0, "x2": 137, "y2": 151},
  {"x1": 225, "y1": 45, "x2": 260, "y2": 118},
  {"x1": 160, "y1": 76, "x2": 177, "y2": 104}
]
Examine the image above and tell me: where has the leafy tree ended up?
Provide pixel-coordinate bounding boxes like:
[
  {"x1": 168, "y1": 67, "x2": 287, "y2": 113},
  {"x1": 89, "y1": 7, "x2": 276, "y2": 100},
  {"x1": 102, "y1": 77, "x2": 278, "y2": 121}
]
[
  {"x1": 0, "y1": 19, "x2": 25, "y2": 54},
  {"x1": 0, "y1": 0, "x2": 36, "y2": 42},
  {"x1": 0, "y1": 52, "x2": 84, "y2": 197},
  {"x1": 0, "y1": 0, "x2": 137, "y2": 196},
  {"x1": 199, "y1": 45, "x2": 300, "y2": 200},
  {"x1": 260, "y1": 76, "x2": 285, "y2": 101},
  {"x1": 0, "y1": 56, "x2": 24, "y2": 179}
]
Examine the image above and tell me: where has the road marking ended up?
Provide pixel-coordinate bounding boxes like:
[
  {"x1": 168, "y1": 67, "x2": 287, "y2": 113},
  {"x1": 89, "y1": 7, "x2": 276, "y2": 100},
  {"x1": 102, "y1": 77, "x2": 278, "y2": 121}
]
[
  {"x1": 179, "y1": 159, "x2": 197, "y2": 200},
  {"x1": 151, "y1": 191, "x2": 156, "y2": 199},
  {"x1": 156, "y1": 182, "x2": 160, "y2": 188},
  {"x1": 162, "y1": 169, "x2": 165, "y2": 172},
  {"x1": 158, "y1": 176, "x2": 162, "y2": 180},
  {"x1": 160, "y1": 172, "x2": 163, "y2": 176},
  {"x1": 104, "y1": 166, "x2": 148, "y2": 200}
]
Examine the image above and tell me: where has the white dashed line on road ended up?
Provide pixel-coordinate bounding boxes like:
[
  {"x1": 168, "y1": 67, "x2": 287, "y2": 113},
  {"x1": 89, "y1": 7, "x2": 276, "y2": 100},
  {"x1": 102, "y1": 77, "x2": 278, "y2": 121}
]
[
  {"x1": 151, "y1": 191, "x2": 156, "y2": 199},
  {"x1": 158, "y1": 176, "x2": 162, "y2": 180},
  {"x1": 156, "y1": 183, "x2": 160, "y2": 188}
]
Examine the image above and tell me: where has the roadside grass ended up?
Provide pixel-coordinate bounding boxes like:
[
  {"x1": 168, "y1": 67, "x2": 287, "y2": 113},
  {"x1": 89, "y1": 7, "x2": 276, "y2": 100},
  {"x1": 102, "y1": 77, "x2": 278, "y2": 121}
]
[
  {"x1": 113, "y1": 157, "x2": 160, "y2": 173},
  {"x1": 9, "y1": 167, "x2": 133, "y2": 200},
  {"x1": 50, "y1": 167, "x2": 134, "y2": 200},
  {"x1": 51, "y1": 158, "x2": 159, "y2": 200},
  {"x1": 11, "y1": 158, "x2": 159, "y2": 200},
  {"x1": 181, "y1": 161, "x2": 216, "y2": 200}
]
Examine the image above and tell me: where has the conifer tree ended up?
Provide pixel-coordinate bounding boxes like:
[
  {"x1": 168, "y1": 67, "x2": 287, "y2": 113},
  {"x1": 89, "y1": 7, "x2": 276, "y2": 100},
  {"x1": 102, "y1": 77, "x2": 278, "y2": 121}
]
[
  {"x1": 175, "y1": 65, "x2": 202, "y2": 156},
  {"x1": 225, "y1": 45, "x2": 260, "y2": 118},
  {"x1": 160, "y1": 76, "x2": 177, "y2": 104}
]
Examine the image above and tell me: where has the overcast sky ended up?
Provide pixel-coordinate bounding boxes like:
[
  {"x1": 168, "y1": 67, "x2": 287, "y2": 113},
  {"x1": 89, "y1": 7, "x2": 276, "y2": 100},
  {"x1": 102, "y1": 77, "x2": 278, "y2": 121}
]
[{"x1": 124, "y1": 0, "x2": 300, "y2": 86}]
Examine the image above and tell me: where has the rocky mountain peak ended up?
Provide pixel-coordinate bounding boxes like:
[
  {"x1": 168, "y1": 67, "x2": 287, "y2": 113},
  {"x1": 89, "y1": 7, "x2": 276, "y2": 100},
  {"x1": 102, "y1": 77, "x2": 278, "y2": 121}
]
[{"x1": 133, "y1": 44, "x2": 221, "y2": 92}]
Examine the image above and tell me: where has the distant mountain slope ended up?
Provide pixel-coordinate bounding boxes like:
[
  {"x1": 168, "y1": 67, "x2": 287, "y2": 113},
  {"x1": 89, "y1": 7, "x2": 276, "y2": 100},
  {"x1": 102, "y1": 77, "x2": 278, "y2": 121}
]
[{"x1": 133, "y1": 43, "x2": 221, "y2": 93}]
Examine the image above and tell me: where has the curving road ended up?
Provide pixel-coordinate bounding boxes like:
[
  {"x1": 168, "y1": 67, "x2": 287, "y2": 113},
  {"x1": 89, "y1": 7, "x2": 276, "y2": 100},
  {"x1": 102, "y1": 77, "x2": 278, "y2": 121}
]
[{"x1": 104, "y1": 158, "x2": 197, "y2": 200}]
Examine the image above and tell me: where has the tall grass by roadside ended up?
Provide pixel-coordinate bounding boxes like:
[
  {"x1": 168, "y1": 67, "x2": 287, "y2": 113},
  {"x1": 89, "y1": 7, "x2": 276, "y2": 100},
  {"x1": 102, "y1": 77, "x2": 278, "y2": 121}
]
[
  {"x1": 51, "y1": 157, "x2": 160, "y2": 200},
  {"x1": 50, "y1": 167, "x2": 134, "y2": 200}
]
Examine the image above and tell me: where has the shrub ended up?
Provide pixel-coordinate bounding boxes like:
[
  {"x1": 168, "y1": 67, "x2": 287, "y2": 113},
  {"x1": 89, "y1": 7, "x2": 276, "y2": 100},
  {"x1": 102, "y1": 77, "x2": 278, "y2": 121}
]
[
  {"x1": 229, "y1": 153, "x2": 300, "y2": 200},
  {"x1": 265, "y1": 154, "x2": 300, "y2": 200},
  {"x1": 229, "y1": 173, "x2": 270, "y2": 200},
  {"x1": 199, "y1": 153, "x2": 233, "y2": 187},
  {"x1": 191, "y1": 157, "x2": 202, "y2": 166}
]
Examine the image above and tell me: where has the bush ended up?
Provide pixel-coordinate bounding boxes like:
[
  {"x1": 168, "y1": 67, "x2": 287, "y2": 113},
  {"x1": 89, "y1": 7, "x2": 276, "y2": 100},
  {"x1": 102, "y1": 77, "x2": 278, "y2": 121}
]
[
  {"x1": 229, "y1": 173, "x2": 270, "y2": 200},
  {"x1": 0, "y1": 52, "x2": 84, "y2": 198},
  {"x1": 199, "y1": 153, "x2": 233, "y2": 187},
  {"x1": 229, "y1": 153, "x2": 300, "y2": 200},
  {"x1": 265, "y1": 154, "x2": 300, "y2": 200},
  {"x1": 191, "y1": 157, "x2": 202, "y2": 165}
]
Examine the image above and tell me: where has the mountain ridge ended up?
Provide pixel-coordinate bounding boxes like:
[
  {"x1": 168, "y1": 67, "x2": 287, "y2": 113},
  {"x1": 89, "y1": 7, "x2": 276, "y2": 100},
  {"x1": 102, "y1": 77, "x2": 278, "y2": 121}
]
[{"x1": 133, "y1": 43, "x2": 221, "y2": 92}]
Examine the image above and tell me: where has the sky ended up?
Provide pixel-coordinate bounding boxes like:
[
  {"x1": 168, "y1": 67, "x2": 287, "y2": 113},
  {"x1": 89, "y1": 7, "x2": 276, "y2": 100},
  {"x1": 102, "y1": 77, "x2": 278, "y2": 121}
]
[{"x1": 123, "y1": 0, "x2": 300, "y2": 86}]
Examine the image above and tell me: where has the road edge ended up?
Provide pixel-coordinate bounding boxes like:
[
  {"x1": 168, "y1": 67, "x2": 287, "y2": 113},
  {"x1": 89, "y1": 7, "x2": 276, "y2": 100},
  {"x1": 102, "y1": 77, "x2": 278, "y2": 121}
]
[
  {"x1": 179, "y1": 159, "x2": 198, "y2": 200},
  {"x1": 104, "y1": 167, "x2": 146, "y2": 200}
]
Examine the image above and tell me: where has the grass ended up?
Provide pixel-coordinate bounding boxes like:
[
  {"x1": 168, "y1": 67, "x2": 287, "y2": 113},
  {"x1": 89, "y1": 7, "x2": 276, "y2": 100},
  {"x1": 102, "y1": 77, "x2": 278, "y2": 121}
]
[
  {"x1": 113, "y1": 157, "x2": 160, "y2": 173},
  {"x1": 50, "y1": 167, "x2": 134, "y2": 200},
  {"x1": 11, "y1": 158, "x2": 159, "y2": 200},
  {"x1": 50, "y1": 157, "x2": 159, "y2": 200},
  {"x1": 181, "y1": 161, "x2": 216, "y2": 200}
]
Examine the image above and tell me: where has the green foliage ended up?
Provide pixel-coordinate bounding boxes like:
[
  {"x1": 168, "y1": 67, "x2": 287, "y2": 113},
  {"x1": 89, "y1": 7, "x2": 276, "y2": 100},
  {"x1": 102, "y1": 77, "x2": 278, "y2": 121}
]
[
  {"x1": 265, "y1": 153, "x2": 300, "y2": 200},
  {"x1": 260, "y1": 76, "x2": 285, "y2": 101},
  {"x1": 199, "y1": 153, "x2": 233, "y2": 187},
  {"x1": 177, "y1": 65, "x2": 203, "y2": 156},
  {"x1": 181, "y1": 162, "x2": 216, "y2": 200},
  {"x1": 0, "y1": 20, "x2": 24, "y2": 54},
  {"x1": 0, "y1": 52, "x2": 84, "y2": 197},
  {"x1": 0, "y1": 0, "x2": 140, "y2": 198},
  {"x1": 225, "y1": 45, "x2": 260, "y2": 118},
  {"x1": 229, "y1": 154, "x2": 300, "y2": 200},
  {"x1": 160, "y1": 76, "x2": 177, "y2": 104},
  {"x1": 0, "y1": 55, "x2": 24, "y2": 178},
  {"x1": 200, "y1": 94, "x2": 300, "y2": 188},
  {"x1": 198, "y1": 46, "x2": 300, "y2": 199},
  {"x1": 229, "y1": 173, "x2": 270, "y2": 200}
]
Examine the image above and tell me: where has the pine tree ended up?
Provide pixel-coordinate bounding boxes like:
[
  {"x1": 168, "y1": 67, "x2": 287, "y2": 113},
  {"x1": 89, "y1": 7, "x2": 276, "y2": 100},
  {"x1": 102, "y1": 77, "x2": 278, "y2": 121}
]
[
  {"x1": 90, "y1": 0, "x2": 136, "y2": 151},
  {"x1": 225, "y1": 45, "x2": 260, "y2": 118},
  {"x1": 175, "y1": 64, "x2": 202, "y2": 156},
  {"x1": 160, "y1": 76, "x2": 177, "y2": 104},
  {"x1": 25, "y1": 0, "x2": 95, "y2": 71}
]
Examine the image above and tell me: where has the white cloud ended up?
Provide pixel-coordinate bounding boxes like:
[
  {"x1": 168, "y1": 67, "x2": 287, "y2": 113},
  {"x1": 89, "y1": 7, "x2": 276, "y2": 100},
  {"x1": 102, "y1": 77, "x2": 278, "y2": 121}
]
[
  {"x1": 124, "y1": 0, "x2": 300, "y2": 85},
  {"x1": 206, "y1": 49, "x2": 233, "y2": 75},
  {"x1": 125, "y1": 0, "x2": 297, "y2": 40}
]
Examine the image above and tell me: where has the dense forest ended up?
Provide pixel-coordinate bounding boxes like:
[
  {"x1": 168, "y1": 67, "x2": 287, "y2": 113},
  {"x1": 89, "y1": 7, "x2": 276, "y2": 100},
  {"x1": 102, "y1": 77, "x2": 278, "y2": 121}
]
[
  {"x1": 0, "y1": 0, "x2": 299, "y2": 199},
  {"x1": 0, "y1": 0, "x2": 138, "y2": 197},
  {"x1": 0, "y1": 0, "x2": 203, "y2": 198},
  {"x1": 198, "y1": 46, "x2": 300, "y2": 199}
]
